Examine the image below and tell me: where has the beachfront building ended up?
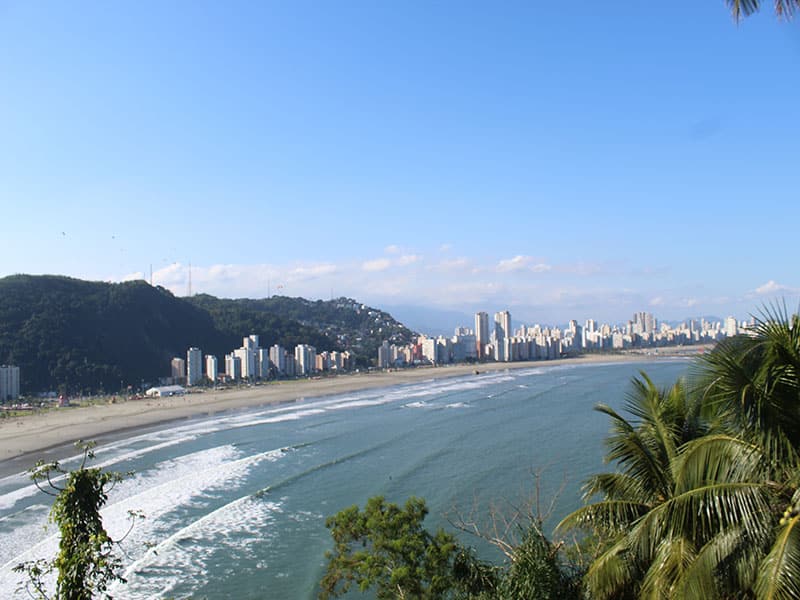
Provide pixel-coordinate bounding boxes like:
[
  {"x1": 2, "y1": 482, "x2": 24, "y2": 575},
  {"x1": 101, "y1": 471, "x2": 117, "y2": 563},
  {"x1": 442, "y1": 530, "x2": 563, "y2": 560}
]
[
  {"x1": 258, "y1": 348, "x2": 270, "y2": 378},
  {"x1": 0, "y1": 365, "x2": 20, "y2": 402},
  {"x1": 378, "y1": 341, "x2": 390, "y2": 368},
  {"x1": 295, "y1": 344, "x2": 316, "y2": 376},
  {"x1": 494, "y1": 310, "x2": 511, "y2": 362},
  {"x1": 187, "y1": 347, "x2": 203, "y2": 386},
  {"x1": 225, "y1": 353, "x2": 242, "y2": 381},
  {"x1": 234, "y1": 347, "x2": 256, "y2": 380},
  {"x1": 269, "y1": 344, "x2": 286, "y2": 375},
  {"x1": 475, "y1": 312, "x2": 489, "y2": 360},
  {"x1": 145, "y1": 385, "x2": 186, "y2": 398},
  {"x1": 171, "y1": 357, "x2": 186, "y2": 383},
  {"x1": 205, "y1": 354, "x2": 218, "y2": 384}
]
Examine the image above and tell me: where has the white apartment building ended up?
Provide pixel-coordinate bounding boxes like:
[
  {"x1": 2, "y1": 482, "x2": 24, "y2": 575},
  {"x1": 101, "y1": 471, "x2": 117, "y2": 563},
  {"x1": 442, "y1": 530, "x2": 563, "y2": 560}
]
[
  {"x1": 494, "y1": 310, "x2": 511, "y2": 361},
  {"x1": 205, "y1": 354, "x2": 218, "y2": 383},
  {"x1": 225, "y1": 353, "x2": 242, "y2": 380},
  {"x1": 269, "y1": 344, "x2": 286, "y2": 374},
  {"x1": 295, "y1": 344, "x2": 316, "y2": 376}
]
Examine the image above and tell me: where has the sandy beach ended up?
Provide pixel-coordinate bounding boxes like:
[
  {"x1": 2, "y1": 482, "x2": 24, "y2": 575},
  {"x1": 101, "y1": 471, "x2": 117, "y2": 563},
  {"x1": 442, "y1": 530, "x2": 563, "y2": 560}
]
[{"x1": 0, "y1": 353, "x2": 692, "y2": 470}]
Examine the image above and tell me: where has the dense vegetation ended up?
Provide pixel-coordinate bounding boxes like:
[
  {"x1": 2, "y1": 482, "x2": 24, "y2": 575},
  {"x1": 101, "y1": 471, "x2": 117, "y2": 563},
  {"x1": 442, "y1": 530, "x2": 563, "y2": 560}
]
[
  {"x1": 187, "y1": 294, "x2": 414, "y2": 368},
  {"x1": 0, "y1": 275, "x2": 413, "y2": 394}
]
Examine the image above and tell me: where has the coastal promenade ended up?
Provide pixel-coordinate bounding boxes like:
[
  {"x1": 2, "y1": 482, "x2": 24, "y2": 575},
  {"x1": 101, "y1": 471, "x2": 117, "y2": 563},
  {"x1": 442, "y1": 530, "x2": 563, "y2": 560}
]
[{"x1": 0, "y1": 352, "x2": 695, "y2": 471}]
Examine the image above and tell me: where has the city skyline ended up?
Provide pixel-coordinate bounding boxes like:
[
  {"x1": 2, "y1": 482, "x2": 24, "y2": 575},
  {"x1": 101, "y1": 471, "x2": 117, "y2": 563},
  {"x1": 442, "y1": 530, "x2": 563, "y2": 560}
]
[{"x1": 1, "y1": 3, "x2": 798, "y2": 324}]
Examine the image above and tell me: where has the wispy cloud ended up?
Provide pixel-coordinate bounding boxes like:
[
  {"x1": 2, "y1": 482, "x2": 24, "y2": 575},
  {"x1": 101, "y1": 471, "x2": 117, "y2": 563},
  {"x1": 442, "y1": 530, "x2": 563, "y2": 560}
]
[
  {"x1": 755, "y1": 280, "x2": 796, "y2": 295},
  {"x1": 362, "y1": 258, "x2": 392, "y2": 272},
  {"x1": 496, "y1": 255, "x2": 551, "y2": 273},
  {"x1": 104, "y1": 251, "x2": 773, "y2": 324}
]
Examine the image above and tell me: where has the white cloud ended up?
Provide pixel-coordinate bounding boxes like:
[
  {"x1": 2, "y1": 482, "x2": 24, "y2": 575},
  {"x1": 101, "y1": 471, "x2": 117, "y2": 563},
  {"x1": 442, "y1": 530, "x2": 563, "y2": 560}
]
[
  {"x1": 362, "y1": 258, "x2": 392, "y2": 272},
  {"x1": 431, "y1": 258, "x2": 471, "y2": 271},
  {"x1": 288, "y1": 263, "x2": 338, "y2": 279},
  {"x1": 497, "y1": 255, "x2": 531, "y2": 272},
  {"x1": 105, "y1": 252, "x2": 746, "y2": 325},
  {"x1": 497, "y1": 255, "x2": 552, "y2": 273},
  {"x1": 755, "y1": 280, "x2": 794, "y2": 295},
  {"x1": 396, "y1": 254, "x2": 421, "y2": 266}
]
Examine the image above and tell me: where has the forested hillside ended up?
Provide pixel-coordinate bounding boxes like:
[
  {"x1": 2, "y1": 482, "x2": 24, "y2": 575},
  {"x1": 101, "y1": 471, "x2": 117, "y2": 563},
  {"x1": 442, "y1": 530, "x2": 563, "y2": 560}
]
[{"x1": 0, "y1": 275, "x2": 413, "y2": 394}]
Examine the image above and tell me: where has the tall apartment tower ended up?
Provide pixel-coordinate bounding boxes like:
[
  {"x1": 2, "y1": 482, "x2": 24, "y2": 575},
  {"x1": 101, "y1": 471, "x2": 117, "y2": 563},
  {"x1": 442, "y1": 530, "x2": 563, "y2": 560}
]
[
  {"x1": 187, "y1": 347, "x2": 203, "y2": 386},
  {"x1": 171, "y1": 357, "x2": 186, "y2": 382},
  {"x1": 269, "y1": 344, "x2": 286, "y2": 375},
  {"x1": 225, "y1": 353, "x2": 242, "y2": 380},
  {"x1": 205, "y1": 354, "x2": 218, "y2": 384},
  {"x1": 475, "y1": 312, "x2": 489, "y2": 360},
  {"x1": 0, "y1": 365, "x2": 20, "y2": 401},
  {"x1": 494, "y1": 311, "x2": 511, "y2": 361},
  {"x1": 295, "y1": 344, "x2": 317, "y2": 376}
]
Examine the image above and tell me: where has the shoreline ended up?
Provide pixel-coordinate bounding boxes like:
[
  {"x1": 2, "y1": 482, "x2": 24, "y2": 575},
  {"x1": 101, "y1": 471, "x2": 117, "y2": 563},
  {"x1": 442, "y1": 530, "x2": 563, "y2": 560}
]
[{"x1": 0, "y1": 352, "x2": 697, "y2": 472}]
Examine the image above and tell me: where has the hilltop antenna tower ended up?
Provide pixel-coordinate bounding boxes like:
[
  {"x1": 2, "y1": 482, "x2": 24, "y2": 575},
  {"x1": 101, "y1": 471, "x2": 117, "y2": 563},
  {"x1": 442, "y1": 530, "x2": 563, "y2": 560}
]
[
  {"x1": 149, "y1": 264, "x2": 153, "y2": 286},
  {"x1": 187, "y1": 262, "x2": 192, "y2": 297}
]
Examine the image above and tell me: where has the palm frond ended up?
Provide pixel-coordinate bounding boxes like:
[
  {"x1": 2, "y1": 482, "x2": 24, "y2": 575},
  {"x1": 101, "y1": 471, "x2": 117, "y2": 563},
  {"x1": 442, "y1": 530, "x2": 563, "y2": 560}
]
[
  {"x1": 727, "y1": 0, "x2": 800, "y2": 21},
  {"x1": 557, "y1": 500, "x2": 649, "y2": 535},
  {"x1": 755, "y1": 511, "x2": 800, "y2": 599},
  {"x1": 582, "y1": 535, "x2": 641, "y2": 600},
  {"x1": 638, "y1": 535, "x2": 697, "y2": 600}
]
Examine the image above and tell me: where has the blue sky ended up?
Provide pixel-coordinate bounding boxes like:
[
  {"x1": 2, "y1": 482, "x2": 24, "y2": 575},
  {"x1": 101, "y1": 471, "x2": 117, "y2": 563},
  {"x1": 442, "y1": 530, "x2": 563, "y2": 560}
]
[{"x1": 1, "y1": 1, "x2": 799, "y2": 327}]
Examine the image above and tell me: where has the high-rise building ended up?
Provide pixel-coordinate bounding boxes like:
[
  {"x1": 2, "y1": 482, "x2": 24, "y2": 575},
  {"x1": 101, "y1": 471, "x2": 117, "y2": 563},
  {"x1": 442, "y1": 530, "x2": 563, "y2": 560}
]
[
  {"x1": 170, "y1": 357, "x2": 186, "y2": 381},
  {"x1": 269, "y1": 344, "x2": 286, "y2": 375},
  {"x1": 378, "y1": 341, "x2": 391, "y2": 368},
  {"x1": 225, "y1": 353, "x2": 242, "y2": 380},
  {"x1": 187, "y1": 347, "x2": 203, "y2": 386},
  {"x1": 0, "y1": 365, "x2": 20, "y2": 401},
  {"x1": 475, "y1": 312, "x2": 489, "y2": 360},
  {"x1": 258, "y1": 348, "x2": 270, "y2": 378},
  {"x1": 295, "y1": 344, "x2": 316, "y2": 376},
  {"x1": 725, "y1": 316, "x2": 738, "y2": 337},
  {"x1": 234, "y1": 347, "x2": 256, "y2": 380},
  {"x1": 494, "y1": 311, "x2": 511, "y2": 361},
  {"x1": 205, "y1": 355, "x2": 218, "y2": 383}
]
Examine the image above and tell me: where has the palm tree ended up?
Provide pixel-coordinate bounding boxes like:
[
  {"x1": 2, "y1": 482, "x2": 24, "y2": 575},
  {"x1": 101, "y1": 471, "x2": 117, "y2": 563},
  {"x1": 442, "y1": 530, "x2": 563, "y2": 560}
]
[
  {"x1": 694, "y1": 303, "x2": 800, "y2": 464},
  {"x1": 727, "y1": 0, "x2": 800, "y2": 21},
  {"x1": 561, "y1": 308, "x2": 800, "y2": 599},
  {"x1": 558, "y1": 373, "x2": 782, "y2": 598}
]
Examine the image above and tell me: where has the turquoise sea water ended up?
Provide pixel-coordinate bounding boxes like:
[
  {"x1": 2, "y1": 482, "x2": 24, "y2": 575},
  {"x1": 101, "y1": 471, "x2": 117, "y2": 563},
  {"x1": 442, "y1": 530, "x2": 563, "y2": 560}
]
[{"x1": 0, "y1": 360, "x2": 689, "y2": 598}]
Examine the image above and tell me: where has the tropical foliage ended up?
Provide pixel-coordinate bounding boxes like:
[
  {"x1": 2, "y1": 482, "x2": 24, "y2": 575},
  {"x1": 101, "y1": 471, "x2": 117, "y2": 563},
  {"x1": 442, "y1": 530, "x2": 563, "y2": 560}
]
[
  {"x1": 559, "y1": 305, "x2": 800, "y2": 599},
  {"x1": 727, "y1": 0, "x2": 800, "y2": 21},
  {"x1": 14, "y1": 441, "x2": 142, "y2": 600},
  {"x1": 320, "y1": 496, "x2": 583, "y2": 599}
]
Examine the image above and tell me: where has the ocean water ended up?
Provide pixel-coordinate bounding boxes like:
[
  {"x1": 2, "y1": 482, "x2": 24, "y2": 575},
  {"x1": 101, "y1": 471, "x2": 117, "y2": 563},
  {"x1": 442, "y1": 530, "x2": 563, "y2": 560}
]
[{"x1": 0, "y1": 360, "x2": 689, "y2": 598}]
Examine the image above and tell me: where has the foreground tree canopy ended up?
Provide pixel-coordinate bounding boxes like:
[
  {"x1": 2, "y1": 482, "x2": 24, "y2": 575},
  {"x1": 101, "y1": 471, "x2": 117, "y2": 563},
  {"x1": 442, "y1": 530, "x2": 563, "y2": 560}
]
[{"x1": 558, "y1": 305, "x2": 800, "y2": 599}]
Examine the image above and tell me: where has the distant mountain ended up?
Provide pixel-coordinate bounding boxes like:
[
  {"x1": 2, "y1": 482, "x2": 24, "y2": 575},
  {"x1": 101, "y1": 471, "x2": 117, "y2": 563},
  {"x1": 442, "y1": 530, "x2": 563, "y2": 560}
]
[
  {"x1": 379, "y1": 304, "x2": 474, "y2": 337},
  {"x1": 0, "y1": 275, "x2": 415, "y2": 394}
]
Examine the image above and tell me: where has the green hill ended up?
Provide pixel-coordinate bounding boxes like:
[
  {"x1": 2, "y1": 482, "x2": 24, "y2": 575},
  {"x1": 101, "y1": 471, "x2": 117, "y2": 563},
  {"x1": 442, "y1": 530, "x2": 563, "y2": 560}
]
[{"x1": 0, "y1": 275, "x2": 415, "y2": 394}]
